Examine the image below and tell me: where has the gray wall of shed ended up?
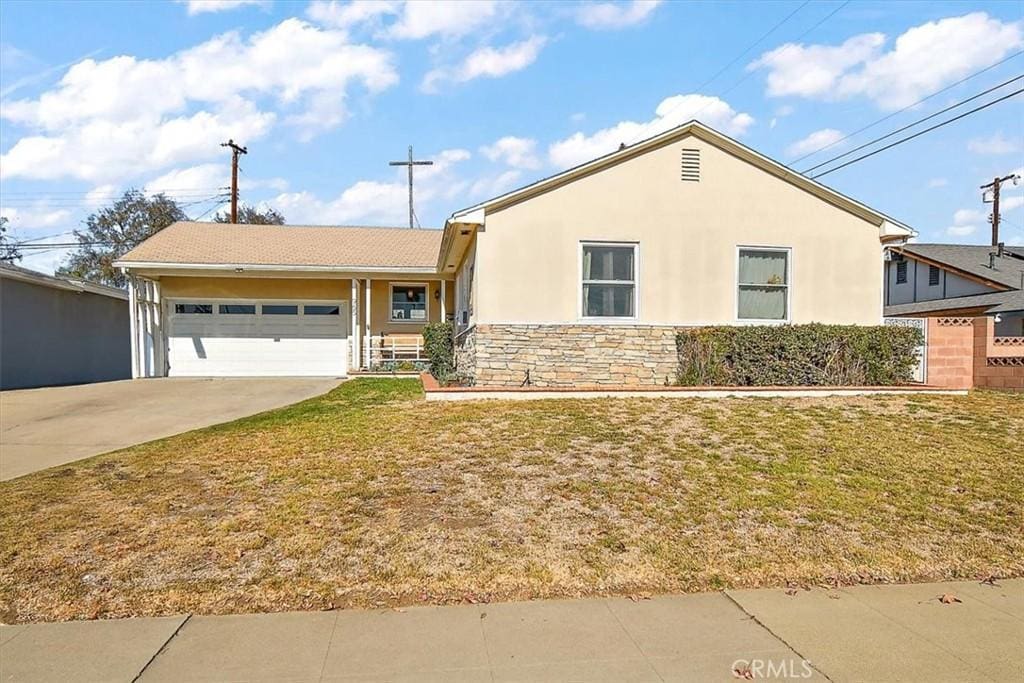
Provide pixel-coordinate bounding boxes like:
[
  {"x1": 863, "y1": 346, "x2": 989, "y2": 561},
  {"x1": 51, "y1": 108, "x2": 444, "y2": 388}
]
[{"x1": 0, "y1": 276, "x2": 131, "y2": 390}]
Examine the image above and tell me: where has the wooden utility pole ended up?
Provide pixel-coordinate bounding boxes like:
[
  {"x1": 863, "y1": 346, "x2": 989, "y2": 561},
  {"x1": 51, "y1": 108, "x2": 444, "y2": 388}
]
[
  {"x1": 221, "y1": 139, "x2": 248, "y2": 224},
  {"x1": 981, "y1": 173, "x2": 1020, "y2": 247},
  {"x1": 389, "y1": 146, "x2": 433, "y2": 228}
]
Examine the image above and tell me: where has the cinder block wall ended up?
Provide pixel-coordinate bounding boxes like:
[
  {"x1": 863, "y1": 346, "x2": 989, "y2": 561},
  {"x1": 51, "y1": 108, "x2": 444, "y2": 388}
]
[
  {"x1": 973, "y1": 317, "x2": 1024, "y2": 391},
  {"x1": 924, "y1": 317, "x2": 975, "y2": 389}
]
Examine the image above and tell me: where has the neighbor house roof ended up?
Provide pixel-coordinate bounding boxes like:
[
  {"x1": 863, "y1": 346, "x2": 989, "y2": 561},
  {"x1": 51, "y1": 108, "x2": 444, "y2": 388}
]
[
  {"x1": 439, "y1": 120, "x2": 916, "y2": 271},
  {"x1": 0, "y1": 262, "x2": 128, "y2": 299},
  {"x1": 115, "y1": 222, "x2": 444, "y2": 272},
  {"x1": 884, "y1": 243, "x2": 1024, "y2": 316},
  {"x1": 885, "y1": 289, "x2": 1024, "y2": 316},
  {"x1": 899, "y1": 243, "x2": 1024, "y2": 290}
]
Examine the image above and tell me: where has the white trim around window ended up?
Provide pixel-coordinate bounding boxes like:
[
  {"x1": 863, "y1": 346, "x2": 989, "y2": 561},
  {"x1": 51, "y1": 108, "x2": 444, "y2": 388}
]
[
  {"x1": 734, "y1": 245, "x2": 792, "y2": 324},
  {"x1": 389, "y1": 281, "x2": 430, "y2": 324},
  {"x1": 578, "y1": 241, "x2": 640, "y2": 321}
]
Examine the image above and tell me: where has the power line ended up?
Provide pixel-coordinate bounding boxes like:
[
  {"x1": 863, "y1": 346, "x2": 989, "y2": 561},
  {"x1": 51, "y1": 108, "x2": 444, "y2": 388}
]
[
  {"x1": 692, "y1": 1, "x2": 809, "y2": 95},
  {"x1": 645, "y1": 0, "x2": 850, "y2": 144},
  {"x1": 791, "y1": 49, "x2": 1024, "y2": 164},
  {"x1": 801, "y1": 74, "x2": 1023, "y2": 174},
  {"x1": 811, "y1": 88, "x2": 1024, "y2": 178}
]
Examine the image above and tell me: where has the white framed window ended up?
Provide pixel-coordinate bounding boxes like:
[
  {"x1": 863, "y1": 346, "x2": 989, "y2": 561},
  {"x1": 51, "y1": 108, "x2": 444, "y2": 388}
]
[
  {"x1": 390, "y1": 283, "x2": 428, "y2": 322},
  {"x1": 580, "y1": 242, "x2": 638, "y2": 319},
  {"x1": 737, "y1": 247, "x2": 790, "y2": 322}
]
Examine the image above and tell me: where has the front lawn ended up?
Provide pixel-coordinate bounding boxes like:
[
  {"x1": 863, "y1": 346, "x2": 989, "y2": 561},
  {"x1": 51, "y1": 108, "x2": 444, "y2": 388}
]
[{"x1": 1, "y1": 379, "x2": 1021, "y2": 623}]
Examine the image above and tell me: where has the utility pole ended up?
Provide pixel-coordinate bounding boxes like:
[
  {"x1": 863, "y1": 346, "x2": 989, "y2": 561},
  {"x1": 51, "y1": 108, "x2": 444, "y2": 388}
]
[
  {"x1": 389, "y1": 145, "x2": 433, "y2": 229},
  {"x1": 981, "y1": 172, "x2": 1020, "y2": 247},
  {"x1": 220, "y1": 139, "x2": 248, "y2": 224}
]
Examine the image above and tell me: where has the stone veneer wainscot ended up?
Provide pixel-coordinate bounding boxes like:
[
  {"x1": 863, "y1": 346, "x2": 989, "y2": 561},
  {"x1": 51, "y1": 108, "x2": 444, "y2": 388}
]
[{"x1": 456, "y1": 324, "x2": 679, "y2": 387}]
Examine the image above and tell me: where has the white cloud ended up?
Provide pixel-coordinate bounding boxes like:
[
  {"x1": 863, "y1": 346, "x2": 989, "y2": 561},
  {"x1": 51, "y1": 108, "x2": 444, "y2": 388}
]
[
  {"x1": 480, "y1": 136, "x2": 541, "y2": 169},
  {"x1": 750, "y1": 33, "x2": 885, "y2": 99},
  {"x1": 470, "y1": 169, "x2": 522, "y2": 198},
  {"x1": 575, "y1": 0, "x2": 662, "y2": 30},
  {"x1": 271, "y1": 148, "x2": 472, "y2": 225},
  {"x1": 387, "y1": 0, "x2": 501, "y2": 40},
  {"x1": 177, "y1": 0, "x2": 268, "y2": 15},
  {"x1": 570, "y1": 112, "x2": 586, "y2": 123},
  {"x1": 945, "y1": 206, "x2": 985, "y2": 238},
  {"x1": 786, "y1": 128, "x2": 845, "y2": 158},
  {"x1": 548, "y1": 93, "x2": 754, "y2": 169},
  {"x1": 146, "y1": 164, "x2": 228, "y2": 195},
  {"x1": 945, "y1": 224, "x2": 978, "y2": 237},
  {"x1": 1002, "y1": 196, "x2": 1023, "y2": 212},
  {"x1": 422, "y1": 36, "x2": 546, "y2": 92},
  {"x1": 750, "y1": 13, "x2": 1023, "y2": 110},
  {"x1": 968, "y1": 132, "x2": 1022, "y2": 155},
  {"x1": 0, "y1": 205, "x2": 72, "y2": 231},
  {"x1": 0, "y1": 19, "x2": 397, "y2": 182},
  {"x1": 306, "y1": 0, "x2": 399, "y2": 29}
]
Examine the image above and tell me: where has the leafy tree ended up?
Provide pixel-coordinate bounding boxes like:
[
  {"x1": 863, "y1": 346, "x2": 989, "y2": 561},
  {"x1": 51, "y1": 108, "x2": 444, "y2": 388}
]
[
  {"x1": 57, "y1": 189, "x2": 187, "y2": 287},
  {"x1": 213, "y1": 204, "x2": 285, "y2": 225},
  {"x1": 0, "y1": 217, "x2": 22, "y2": 262}
]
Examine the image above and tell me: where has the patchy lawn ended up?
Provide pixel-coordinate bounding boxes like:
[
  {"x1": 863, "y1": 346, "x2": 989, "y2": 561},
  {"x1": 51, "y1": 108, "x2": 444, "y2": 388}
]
[{"x1": 1, "y1": 379, "x2": 1022, "y2": 623}]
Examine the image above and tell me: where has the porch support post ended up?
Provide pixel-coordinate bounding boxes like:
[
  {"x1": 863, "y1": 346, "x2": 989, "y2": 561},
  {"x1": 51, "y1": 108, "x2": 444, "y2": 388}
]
[
  {"x1": 350, "y1": 278, "x2": 360, "y2": 370},
  {"x1": 127, "y1": 274, "x2": 140, "y2": 379},
  {"x1": 440, "y1": 280, "x2": 447, "y2": 322},
  {"x1": 364, "y1": 278, "x2": 371, "y2": 369}
]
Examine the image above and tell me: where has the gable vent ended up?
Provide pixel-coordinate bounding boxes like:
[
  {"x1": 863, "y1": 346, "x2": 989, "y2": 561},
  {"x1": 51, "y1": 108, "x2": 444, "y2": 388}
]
[{"x1": 680, "y1": 148, "x2": 700, "y2": 182}]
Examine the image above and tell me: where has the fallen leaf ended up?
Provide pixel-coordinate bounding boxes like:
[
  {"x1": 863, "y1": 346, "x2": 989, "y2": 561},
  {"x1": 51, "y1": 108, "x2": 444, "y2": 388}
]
[
  {"x1": 733, "y1": 665, "x2": 754, "y2": 679},
  {"x1": 939, "y1": 593, "x2": 962, "y2": 604},
  {"x1": 480, "y1": 612, "x2": 487, "y2": 620},
  {"x1": 980, "y1": 575, "x2": 1000, "y2": 587},
  {"x1": 628, "y1": 593, "x2": 651, "y2": 602},
  {"x1": 785, "y1": 588, "x2": 798, "y2": 596}
]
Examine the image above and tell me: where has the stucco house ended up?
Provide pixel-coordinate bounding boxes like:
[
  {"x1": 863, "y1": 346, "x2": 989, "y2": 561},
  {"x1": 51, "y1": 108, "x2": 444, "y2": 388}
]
[
  {"x1": 117, "y1": 121, "x2": 915, "y2": 385},
  {"x1": 1, "y1": 263, "x2": 131, "y2": 390}
]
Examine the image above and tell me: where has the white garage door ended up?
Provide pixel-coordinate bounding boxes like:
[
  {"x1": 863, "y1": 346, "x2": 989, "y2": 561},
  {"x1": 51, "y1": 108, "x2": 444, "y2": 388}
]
[{"x1": 167, "y1": 300, "x2": 348, "y2": 377}]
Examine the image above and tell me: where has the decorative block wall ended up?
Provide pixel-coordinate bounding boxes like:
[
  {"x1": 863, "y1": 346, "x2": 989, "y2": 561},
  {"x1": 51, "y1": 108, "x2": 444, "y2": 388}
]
[
  {"x1": 973, "y1": 317, "x2": 1024, "y2": 391},
  {"x1": 457, "y1": 324, "x2": 679, "y2": 387},
  {"x1": 924, "y1": 317, "x2": 975, "y2": 389}
]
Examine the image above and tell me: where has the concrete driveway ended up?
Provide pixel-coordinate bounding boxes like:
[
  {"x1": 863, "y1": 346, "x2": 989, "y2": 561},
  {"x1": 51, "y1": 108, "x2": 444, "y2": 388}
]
[{"x1": 0, "y1": 377, "x2": 342, "y2": 481}]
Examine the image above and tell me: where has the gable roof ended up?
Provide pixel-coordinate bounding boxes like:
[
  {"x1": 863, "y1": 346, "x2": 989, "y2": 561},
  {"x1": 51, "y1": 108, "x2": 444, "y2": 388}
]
[
  {"x1": 116, "y1": 222, "x2": 444, "y2": 272},
  {"x1": 899, "y1": 243, "x2": 1024, "y2": 290},
  {"x1": 440, "y1": 120, "x2": 915, "y2": 270},
  {"x1": 0, "y1": 262, "x2": 128, "y2": 299}
]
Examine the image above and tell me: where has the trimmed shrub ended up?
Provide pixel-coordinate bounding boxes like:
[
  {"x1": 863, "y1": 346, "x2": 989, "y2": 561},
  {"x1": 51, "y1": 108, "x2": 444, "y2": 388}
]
[
  {"x1": 423, "y1": 321, "x2": 455, "y2": 381},
  {"x1": 676, "y1": 324, "x2": 923, "y2": 387}
]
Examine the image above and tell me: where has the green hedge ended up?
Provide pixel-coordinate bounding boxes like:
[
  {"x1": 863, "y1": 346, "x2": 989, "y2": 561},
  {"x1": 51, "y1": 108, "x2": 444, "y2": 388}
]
[
  {"x1": 676, "y1": 324, "x2": 923, "y2": 387},
  {"x1": 423, "y1": 321, "x2": 454, "y2": 381}
]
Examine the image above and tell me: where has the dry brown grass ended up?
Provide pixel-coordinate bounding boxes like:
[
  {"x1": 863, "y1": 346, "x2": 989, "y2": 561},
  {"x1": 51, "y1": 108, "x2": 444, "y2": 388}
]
[{"x1": 1, "y1": 379, "x2": 1022, "y2": 623}]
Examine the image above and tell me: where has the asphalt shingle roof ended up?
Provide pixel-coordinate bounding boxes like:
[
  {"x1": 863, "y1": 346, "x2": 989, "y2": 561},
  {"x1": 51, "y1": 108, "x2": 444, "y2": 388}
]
[
  {"x1": 900, "y1": 243, "x2": 1024, "y2": 290},
  {"x1": 117, "y1": 222, "x2": 443, "y2": 270}
]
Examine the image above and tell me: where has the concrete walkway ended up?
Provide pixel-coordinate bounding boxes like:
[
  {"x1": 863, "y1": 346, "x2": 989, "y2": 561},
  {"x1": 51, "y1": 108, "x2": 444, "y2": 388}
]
[
  {"x1": 1, "y1": 580, "x2": 1019, "y2": 682},
  {"x1": 0, "y1": 377, "x2": 342, "y2": 481}
]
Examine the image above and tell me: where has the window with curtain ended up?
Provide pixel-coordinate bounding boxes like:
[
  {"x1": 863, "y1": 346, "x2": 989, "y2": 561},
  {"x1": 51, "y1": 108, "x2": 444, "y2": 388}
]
[
  {"x1": 737, "y1": 248, "x2": 789, "y2": 321},
  {"x1": 581, "y1": 243, "x2": 636, "y2": 318},
  {"x1": 391, "y1": 284, "x2": 427, "y2": 321}
]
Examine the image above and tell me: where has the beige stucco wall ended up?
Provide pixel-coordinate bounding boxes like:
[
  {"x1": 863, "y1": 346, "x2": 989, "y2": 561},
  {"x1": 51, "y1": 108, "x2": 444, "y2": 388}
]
[
  {"x1": 365, "y1": 279, "x2": 454, "y2": 335},
  {"x1": 475, "y1": 135, "x2": 885, "y2": 325},
  {"x1": 160, "y1": 276, "x2": 350, "y2": 301}
]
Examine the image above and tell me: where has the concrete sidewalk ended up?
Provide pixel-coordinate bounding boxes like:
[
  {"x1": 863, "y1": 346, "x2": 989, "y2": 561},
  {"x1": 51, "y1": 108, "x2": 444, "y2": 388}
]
[{"x1": 1, "y1": 580, "x2": 1019, "y2": 682}]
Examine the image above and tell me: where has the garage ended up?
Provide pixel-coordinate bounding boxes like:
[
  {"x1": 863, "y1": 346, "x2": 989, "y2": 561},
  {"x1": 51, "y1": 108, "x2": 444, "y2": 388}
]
[{"x1": 166, "y1": 300, "x2": 349, "y2": 377}]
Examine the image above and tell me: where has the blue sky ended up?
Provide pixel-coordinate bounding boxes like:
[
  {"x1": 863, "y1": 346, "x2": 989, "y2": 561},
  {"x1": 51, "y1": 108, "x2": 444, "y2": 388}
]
[{"x1": 2, "y1": 0, "x2": 1022, "y2": 274}]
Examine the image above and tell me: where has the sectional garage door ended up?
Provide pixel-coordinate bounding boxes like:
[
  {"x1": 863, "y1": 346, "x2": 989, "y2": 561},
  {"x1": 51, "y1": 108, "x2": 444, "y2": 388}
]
[{"x1": 166, "y1": 300, "x2": 348, "y2": 377}]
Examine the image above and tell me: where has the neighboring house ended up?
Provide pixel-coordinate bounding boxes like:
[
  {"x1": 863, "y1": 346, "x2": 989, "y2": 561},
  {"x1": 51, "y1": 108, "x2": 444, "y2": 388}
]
[
  {"x1": 884, "y1": 243, "x2": 1024, "y2": 391},
  {"x1": 117, "y1": 121, "x2": 914, "y2": 384},
  {"x1": 884, "y1": 243, "x2": 1024, "y2": 335},
  {"x1": 0, "y1": 263, "x2": 130, "y2": 390}
]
